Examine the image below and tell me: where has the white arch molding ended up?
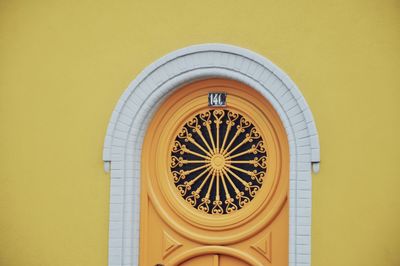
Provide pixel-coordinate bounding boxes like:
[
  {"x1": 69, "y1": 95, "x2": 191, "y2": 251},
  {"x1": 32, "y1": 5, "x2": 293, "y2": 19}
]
[{"x1": 102, "y1": 44, "x2": 320, "y2": 266}]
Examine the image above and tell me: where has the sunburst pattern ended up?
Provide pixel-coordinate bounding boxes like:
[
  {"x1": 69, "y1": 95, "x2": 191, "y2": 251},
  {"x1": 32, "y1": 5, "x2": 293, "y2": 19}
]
[{"x1": 170, "y1": 109, "x2": 267, "y2": 214}]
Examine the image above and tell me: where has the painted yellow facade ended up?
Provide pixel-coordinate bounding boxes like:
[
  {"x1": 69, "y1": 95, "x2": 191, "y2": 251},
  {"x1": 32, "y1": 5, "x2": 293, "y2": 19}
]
[{"x1": 0, "y1": 1, "x2": 399, "y2": 265}]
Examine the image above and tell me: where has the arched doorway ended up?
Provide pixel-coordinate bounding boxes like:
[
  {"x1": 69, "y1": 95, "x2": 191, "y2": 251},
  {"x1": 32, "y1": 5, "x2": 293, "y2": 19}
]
[
  {"x1": 140, "y1": 79, "x2": 288, "y2": 265},
  {"x1": 102, "y1": 44, "x2": 320, "y2": 266}
]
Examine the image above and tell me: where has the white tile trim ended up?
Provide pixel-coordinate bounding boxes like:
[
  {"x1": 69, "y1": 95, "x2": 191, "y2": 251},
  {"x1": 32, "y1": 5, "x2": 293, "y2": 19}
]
[{"x1": 102, "y1": 44, "x2": 320, "y2": 266}]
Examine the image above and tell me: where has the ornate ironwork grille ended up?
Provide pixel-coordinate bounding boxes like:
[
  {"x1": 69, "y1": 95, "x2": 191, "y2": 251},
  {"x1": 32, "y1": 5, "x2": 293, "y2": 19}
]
[{"x1": 170, "y1": 109, "x2": 267, "y2": 215}]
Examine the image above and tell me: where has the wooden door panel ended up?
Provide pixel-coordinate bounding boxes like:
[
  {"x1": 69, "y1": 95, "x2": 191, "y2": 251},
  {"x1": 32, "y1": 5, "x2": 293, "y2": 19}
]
[
  {"x1": 179, "y1": 255, "x2": 214, "y2": 266},
  {"x1": 140, "y1": 79, "x2": 289, "y2": 266},
  {"x1": 220, "y1": 255, "x2": 250, "y2": 266},
  {"x1": 180, "y1": 254, "x2": 250, "y2": 266}
]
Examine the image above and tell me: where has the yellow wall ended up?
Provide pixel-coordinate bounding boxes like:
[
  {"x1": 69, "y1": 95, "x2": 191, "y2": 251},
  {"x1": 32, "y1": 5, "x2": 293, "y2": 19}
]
[{"x1": 0, "y1": 1, "x2": 399, "y2": 265}]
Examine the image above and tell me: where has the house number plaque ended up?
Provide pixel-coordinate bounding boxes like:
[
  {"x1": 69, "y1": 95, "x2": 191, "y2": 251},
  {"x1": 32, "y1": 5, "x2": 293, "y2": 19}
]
[{"x1": 208, "y1": 92, "x2": 226, "y2": 107}]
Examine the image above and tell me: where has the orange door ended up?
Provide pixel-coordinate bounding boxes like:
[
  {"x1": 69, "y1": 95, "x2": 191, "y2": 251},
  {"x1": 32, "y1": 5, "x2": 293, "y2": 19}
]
[{"x1": 140, "y1": 79, "x2": 289, "y2": 266}]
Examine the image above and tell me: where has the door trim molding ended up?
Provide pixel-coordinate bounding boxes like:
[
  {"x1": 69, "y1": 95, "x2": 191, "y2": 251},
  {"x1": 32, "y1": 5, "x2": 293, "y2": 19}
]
[
  {"x1": 166, "y1": 246, "x2": 264, "y2": 266},
  {"x1": 103, "y1": 44, "x2": 320, "y2": 266}
]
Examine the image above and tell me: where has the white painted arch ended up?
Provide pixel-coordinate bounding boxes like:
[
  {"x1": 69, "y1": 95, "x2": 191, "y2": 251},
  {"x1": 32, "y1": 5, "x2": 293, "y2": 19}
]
[{"x1": 103, "y1": 44, "x2": 320, "y2": 266}]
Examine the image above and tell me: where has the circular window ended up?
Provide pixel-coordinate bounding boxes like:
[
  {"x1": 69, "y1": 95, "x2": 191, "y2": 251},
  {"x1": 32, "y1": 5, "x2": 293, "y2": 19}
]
[{"x1": 170, "y1": 109, "x2": 267, "y2": 214}]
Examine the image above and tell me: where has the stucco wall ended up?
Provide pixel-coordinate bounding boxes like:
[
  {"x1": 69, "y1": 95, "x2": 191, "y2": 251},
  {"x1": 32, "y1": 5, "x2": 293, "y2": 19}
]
[{"x1": 0, "y1": 1, "x2": 399, "y2": 265}]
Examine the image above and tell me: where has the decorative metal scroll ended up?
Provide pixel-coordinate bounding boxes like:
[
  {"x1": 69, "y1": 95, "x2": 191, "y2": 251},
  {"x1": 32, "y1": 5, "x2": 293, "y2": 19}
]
[{"x1": 170, "y1": 109, "x2": 267, "y2": 215}]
